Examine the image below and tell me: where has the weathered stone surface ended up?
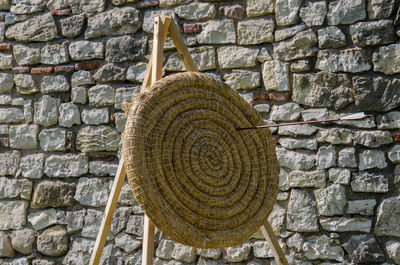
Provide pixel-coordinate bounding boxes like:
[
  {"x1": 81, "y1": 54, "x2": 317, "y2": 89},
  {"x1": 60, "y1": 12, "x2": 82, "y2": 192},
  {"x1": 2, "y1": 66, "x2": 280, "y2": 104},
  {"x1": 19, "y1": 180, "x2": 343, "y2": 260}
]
[
  {"x1": 226, "y1": 243, "x2": 251, "y2": 262},
  {"x1": 300, "y1": 1, "x2": 327, "y2": 26},
  {"x1": 303, "y1": 235, "x2": 344, "y2": 261},
  {"x1": 0, "y1": 177, "x2": 31, "y2": 200},
  {"x1": 254, "y1": 104, "x2": 270, "y2": 113},
  {"x1": 347, "y1": 199, "x2": 376, "y2": 215},
  {"x1": 65, "y1": 210, "x2": 85, "y2": 233},
  {"x1": 9, "y1": 124, "x2": 38, "y2": 149},
  {"x1": 41, "y1": 75, "x2": 70, "y2": 94},
  {"x1": 253, "y1": 240, "x2": 285, "y2": 258},
  {"x1": 109, "y1": 207, "x2": 130, "y2": 235},
  {"x1": 37, "y1": 225, "x2": 68, "y2": 257},
  {"x1": 327, "y1": 0, "x2": 366, "y2": 25},
  {"x1": 93, "y1": 63, "x2": 126, "y2": 82},
  {"x1": 359, "y1": 150, "x2": 387, "y2": 170},
  {"x1": 6, "y1": 13, "x2": 58, "y2": 42},
  {"x1": 275, "y1": 0, "x2": 302, "y2": 26},
  {"x1": 351, "y1": 172, "x2": 389, "y2": 193},
  {"x1": 59, "y1": 103, "x2": 81, "y2": 128},
  {"x1": 316, "y1": 49, "x2": 370, "y2": 73},
  {"x1": 63, "y1": 237, "x2": 95, "y2": 265},
  {"x1": 318, "y1": 26, "x2": 346, "y2": 49},
  {"x1": 165, "y1": 46, "x2": 216, "y2": 72},
  {"x1": 127, "y1": 62, "x2": 147, "y2": 82},
  {"x1": 293, "y1": 72, "x2": 353, "y2": 110},
  {"x1": 0, "y1": 231, "x2": 14, "y2": 257},
  {"x1": 115, "y1": 232, "x2": 141, "y2": 253},
  {"x1": 301, "y1": 108, "x2": 328, "y2": 121},
  {"x1": 69, "y1": 41, "x2": 104, "y2": 61},
  {"x1": 354, "y1": 130, "x2": 392, "y2": 148},
  {"x1": 0, "y1": 73, "x2": 14, "y2": 93},
  {"x1": 320, "y1": 217, "x2": 372, "y2": 232},
  {"x1": 71, "y1": 70, "x2": 95, "y2": 87},
  {"x1": 287, "y1": 233, "x2": 304, "y2": 252},
  {"x1": 13, "y1": 45, "x2": 40, "y2": 66},
  {"x1": 353, "y1": 76, "x2": 400, "y2": 111},
  {"x1": 68, "y1": 0, "x2": 106, "y2": 14},
  {"x1": 82, "y1": 209, "x2": 113, "y2": 239},
  {"x1": 74, "y1": 177, "x2": 110, "y2": 207},
  {"x1": 76, "y1": 125, "x2": 119, "y2": 152},
  {"x1": 317, "y1": 129, "x2": 353, "y2": 145},
  {"x1": 274, "y1": 24, "x2": 306, "y2": 42},
  {"x1": 126, "y1": 215, "x2": 144, "y2": 236},
  {"x1": 171, "y1": 243, "x2": 197, "y2": 263},
  {"x1": 274, "y1": 29, "x2": 318, "y2": 61},
  {"x1": 287, "y1": 189, "x2": 319, "y2": 232},
  {"x1": 0, "y1": 108, "x2": 24, "y2": 123},
  {"x1": 262, "y1": 60, "x2": 290, "y2": 91},
  {"x1": 14, "y1": 74, "x2": 38, "y2": 95},
  {"x1": 115, "y1": 86, "x2": 140, "y2": 110},
  {"x1": 373, "y1": 44, "x2": 400, "y2": 74},
  {"x1": 389, "y1": 145, "x2": 400, "y2": 164},
  {"x1": 88, "y1": 85, "x2": 115, "y2": 107},
  {"x1": 219, "y1": 4, "x2": 244, "y2": 20},
  {"x1": 368, "y1": 0, "x2": 396, "y2": 19},
  {"x1": 317, "y1": 146, "x2": 336, "y2": 169},
  {"x1": 81, "y1": 108, "x2": 109, "y2": 125},
  {"x1": 276, "y1": 147, "x2": 315, "y2": 170},
  {"x1": 386, "y1": 241, "x2": 400, "y2": 264},
  {"x1": 377, "y1": 111, "x2": 400, "y2": 129},
  {"x1": 60, "y1": 14, "x2": 85, "y2": 39},
  {"x1": 237, "y1": 18, "x2": 274, "y2": 45},
  {"x1": 270, "y1": 103, "x2": 301, "y2": 122},
  {"x1": 41, "y1": 43, "x2": 69, "y2": 65},
  {"x1": 223, "y1": 70, "x2": 260, "y2": 90},
  {"x1": 197, "y1": 19, "x2": 236, "y2": 44},
  {"x1": 218, "y1": 46, "x2": 259, "y2": 69},
  {"x1": 350, "y1": 20, "x2": 395, "y2": 47},
  {"x1": 278, "y1": 124, "x2": 317, "y2": 136},
  {"x1": 34, "y1": 95, "x2": 59, "y2": 127},
  {"x1": 343, "y1": 235, "x2": 385, "y2": 263},
  {"x1": 291, "y1": 60, "x2": 310, "y2": 72},
  {"x1": 246, "y1": 0, "x2": 274, "y2": 17},
  {"x1": 289, "y1": 170, "x2": 326, "y2": 188},
  {"x1": 0, "y1": 201, "x2": 28, "y2": 230},
  {"x1": 143, "y1": 9, "x2": 176, "y2": 33},
  {"x1": 375, "y1": 196, "x2": 400, "y2": 237},
  {"x1": 71, "y1": 86, "x2": 87, "y2": 105},
  {"x1": 196, "y1": 248, "x2": 221, "y2": 260},
  {"x1": 10, "y1": 229, "x2": 34, "y2": 255},
  {"x1": 106, "y1": 35, "x2": 146, "y2": 63},
  {"x1": 278, "y1": 138, "x2": 317, "y2": 150},
  {"x1": 175, "y1": 3, "x2": 215, "y2": 20},
  {"x1": 329, "y1": 168, "x2": 351, "y2": 184},
  {"x1": 44, "y1": 153, "x2": 88, "y2": 178},
  {"x1": 20, "y1": 153, "x2": 44, "y2": 179},
  {"x1": 32, "y1": 181, "x2": 76, "y2": 209},
  {"x1": 0, "y1": 53, "x2": 12, "y2": 69},
  {"x1": 156, "y1": 239, "x2": 174, "y2": 259},
  {"x1": 315, "y1": 184, "x2": 346, "y2": 216}
]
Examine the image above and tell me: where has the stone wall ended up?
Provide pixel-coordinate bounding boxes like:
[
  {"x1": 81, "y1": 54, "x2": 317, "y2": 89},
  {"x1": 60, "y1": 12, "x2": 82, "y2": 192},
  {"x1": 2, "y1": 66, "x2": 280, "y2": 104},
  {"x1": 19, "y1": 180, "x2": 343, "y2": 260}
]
[{"x1": 0, "y1": 0, "x2": 400, "y2": 264}]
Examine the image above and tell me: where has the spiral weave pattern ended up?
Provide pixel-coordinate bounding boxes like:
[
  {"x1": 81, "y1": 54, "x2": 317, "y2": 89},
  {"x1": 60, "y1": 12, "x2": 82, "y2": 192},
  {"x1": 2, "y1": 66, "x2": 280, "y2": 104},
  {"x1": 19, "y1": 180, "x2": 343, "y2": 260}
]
[{"x1": 122, "y1": 72, "x2": 280, "y2": 248}]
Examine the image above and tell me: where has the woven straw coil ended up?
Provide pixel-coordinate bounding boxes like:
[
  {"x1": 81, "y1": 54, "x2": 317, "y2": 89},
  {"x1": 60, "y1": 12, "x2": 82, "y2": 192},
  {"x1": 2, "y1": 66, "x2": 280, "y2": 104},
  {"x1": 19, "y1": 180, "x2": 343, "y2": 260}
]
[{"x1": 122, "y1": 72, "x2": 279, "y2": 248}]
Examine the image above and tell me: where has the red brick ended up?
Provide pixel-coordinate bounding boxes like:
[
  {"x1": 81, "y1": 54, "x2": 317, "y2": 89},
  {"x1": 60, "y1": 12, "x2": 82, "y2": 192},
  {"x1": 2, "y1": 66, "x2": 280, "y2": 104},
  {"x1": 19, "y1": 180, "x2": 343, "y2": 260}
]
[
  {"x1": 394, "y1": 133, "x2": 400, "y2": 142},
  {"x1": 269, "y1": 93, "x2": 291, "y2": 102},
  {"x1": 134, "y1": 0, "x2": 158, "y2": 8},
  {"x1": 253, "y1": 93, "x2": 269, "y2": 101},
  {"x1": 183, "y1": 23, "x2": 201, "y2": 34},
  {"x1": 13, "y1": 67, "x2": 30, "y2": 74},
  {"x1": 31, "y1": 67, "x2": 53, "y2": 74},
  {"x1": 0, "y1": 43, "x2": 12, "y2": 51},
  {"x1": 54, "y1": 65, "x2": 75, "y2": 74},
  {"x1": 219, "y1": 5, "x2": 244, "y2": 20},
  {"x1": 51, "y1": 9, "x2": 71, "y2": 16},
  {"x1": 75, "y1": 62, "x2": 100, "y2": 70}
]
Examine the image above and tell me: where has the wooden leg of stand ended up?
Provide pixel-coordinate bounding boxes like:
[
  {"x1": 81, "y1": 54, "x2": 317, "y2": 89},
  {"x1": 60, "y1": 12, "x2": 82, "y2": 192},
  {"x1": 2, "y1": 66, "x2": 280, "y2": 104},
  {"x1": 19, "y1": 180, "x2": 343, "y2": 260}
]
[
  {"x1": 89, "y1": 159, "x2": 126, "y2": 265},
  {"x1": 142, "y1": 216, "x2": 155, "y2": 265},
  {"x1": 260, "y1": 223, "x2": 289, "y2": 265}
]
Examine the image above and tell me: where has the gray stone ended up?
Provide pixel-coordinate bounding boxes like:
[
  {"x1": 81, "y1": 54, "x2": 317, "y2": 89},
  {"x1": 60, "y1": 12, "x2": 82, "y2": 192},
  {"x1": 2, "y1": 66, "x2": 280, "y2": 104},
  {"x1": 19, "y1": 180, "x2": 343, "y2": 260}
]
[
  {"x1": 217, "y1": 46, "x2": 259, "y2": 69},
  {"x1": 71, "y1": 71, "x2": 95, "y2": 87},
  {"x1": 317, "y1": 129, "x2": 353, "y2": 145},
  {"x1": 368, "y1": 0, "x2": 396, "y2": 19},
  {"x1": 276, "y1": 147, "x2": 315, "y2": 170},
  {"x1": 386, "y1": 241, "x2": 400, "y2": 264},
  {"x1": 5, "y1": 13, "x2": 58, "y2": 42},
  {"x1": 14, "y1": 74, "x2": 38, "y2": 95},
  {"x1": 0, "y1": 95, "x2": 11, "y2": 105},
  {"x1": 0, "y1": 53, "x2": 12, "y2": 69},
  {"x1": 275, "y1": 0, "x2": 302, "y2": 26},
  {"x1": 68, "y1": 0, "x2": 106, "y2": 14},
  {"x1": 274, "y1": 29, "x2": 318, "y2": 61},
  {"x1": 318, "y1": 26, "x2": 347, "y2": 49},
  {"x1": 315, "y1": 184, "x2": 346, "y2": 216},
  {"x1": 65, "y1": 210, "x2": 85, "y2": 233},
  {"x1": 0, "y1": 201, "x2": 27, "y2": 230},
  {"x1": 350, "y1": 20, "x2": 395, "y2": 47},
  {"x1": 0, "y1": 73, "x2": 14, "y2": 93},
  {"x1": 127, "y1": 63, "x2": 147, "y2": 82},
  {"x1": 10, "y1": 1, "x2": 45, "y2": 14},
  {"x1": 247, "y1": 0, "x2": 274, "y2": 17},
  {"x1": 254, "y1": 104, "x2": 270, "y2": 113},
  {"x1": 28, "y1": 209, "x2": 58, "y2": 230},
  {"x1": 115, "y1": 232, "x2": 141, "y2": 253},
  {"x1": 343, "y1": 235, "x2": 385, "y2": 263},
  {"x1": 33, "y1": 259, "x2": 55, "y2": 265},
  {"x1": 237, "y1": 18, "x2": 274, "y2": 45},
  {"x1": 175, "y1": 3, "x2": 216, "y2": 20},
  {"x1": 351, "y1": 172, "x2": 389, "y2": 193},
  {"x1": 353, "y1": 76, "x2": 400, "y2": 111},
  {"x1": 0, "y1": 177, "x2": 31, "y2": 199},
  {"x1": 13, "y1": 45, "x2": 40, "y2": 65},
  {"x1": 278, "y1": 138, "x2": 317, "y2": 150},
  {"x1": 226, "y1": 243, "x2": 251, "y2": 262},
  {"x1": 327, "y1": 0, "x2": 366, "y2": 25},
  {"x1": 268, "y1": 204, "x2": 286, "y2": 235},
  {"x1": 253, "y1": 240, "x2": 286, "y2": 258},
  {"x1": 287, "y1": 189, "x2": 319, "y2": 232},
  {"x1": 94, "y1": 63, "x2": 126, "y2": 82},
  {"x1": 347, "y1": 199, "x2": 376, "y2": 215},
  {"x1": 71, "y1": 86, "x2": 87, "y2": 105},
  {"x1": 291, "y1": 60, "x2": 310, "y2": 72},
  {"x1": 293, "y1": 72, "x2": 353, "y2": 110},
  {"x1": 110, "y1": 207, "x2": 130, "y2": 235},
  {"x1": 81, "y1": 108, "x2": 109, "y2": 125},
  {"x1": 270, "y1": 103, "x2": 301, "y2": 122},
  {"x1": 329, "y1": 168, "x2": 351, "y2": 184},
  {"x1": 223, "y1": 70, "x2": 260, "y2": 90},
  {"x1": 119, "y1": 183, "x2": 136, "y2": 206},
  {"x1": 143, "y1": 9, "x2": 176, "y2": 33},
  {"x1": 46, "y1": 0, "x2": 69, "y2": 10},
  {"x1": 287, "y1": 233, "x2": 304, "y2": 252},
  {"x1": 10, "y1": 229, "x2": 34, "y2": 255},
  {"x1": 69, "y1": 41, "x2": 104, "y2": 61},
  {"x1": 44, "y1": 153, "x2": 88, "y2": 178},
  {"x1": 32, "y1": 181, "x2": 76, "y2": 209},
  {"x1": 23, "y1": 100, "x2": 33, "y2": 122},
  {"x1": 82, "y1": 209, "x2": 113, "y2": 239},
  {"x1": 316, "y1": 49, "x2": 370, "y2": 73},
  {"x1": 165, "y1": 46, "x2": 216, "y2": 72},
  {"x1": 0, "y1": 231, "x2": 14, "y2": 258},
  {"x1": 320, "y1": 217, "x2": 372, "y2": 232},
  {"x1": 41, "y1": 43, "x2": 69, "y2": 65},
  {"x1": 106, "y1": 35, "x2": 146, "y2": 63},
  {"x1": 156, "y1": 239, "x2": 174, "y2": 259},
  {"x1": 197, "y1": 19, "x2": 236, "y2": 44},
  {"x1": 37, "y1": 225, "x2": 69, "y2": 257},
  {"x1": 289, "y1": 170, "x2": 326, "y2": 188},
  {"x1": 9, "y1": 124, "x2": 38, "y2": 149},
  {"x1": 126, "y1": 215, "x2": 144, "y2": 236},
  {"x1": 303, "y1": 235, "x2": 344, "y2": 261},
  {"x1": 60, "y1": 14, "x2": 85, "y2": 39},
  {"x1": 114, "y1": 113, "x2": 126, "y2": 133},
  {"x1": 0, "y1": 0, "x2": 10, "y2": 10},
  {"x1": 20, "y1": 153, "x2": 44, "y2": 179},
  {"x1": 299, "y1": 1, "x2": 327, "y2": 26},
  {"x1": 75, "y1": 124, "x2": 117, "y2": 151},
  {"x1": 34, "y1": 95, "x2": 60, "y2": 127},
  {"x1": 0, "y1": 108, "x2": 24, "y2": 123},
  {"x1": 375, "y1": 196, "x2": 400, "y2": 237},
  {"x1": 62, "y1": 238, "x2": 95, "y2": 265},
  {"x1": 262, "y1": 60, "x2": 290, "y2": 91},
  {"x1": 41, "y1": 75, "x2": 70, "y2": 94},
  {"x1": 89, "y1": 161, "x2": 118, "y2": 176},
  {"x1": 115, "y1": 86, "x2": 140, "y2": 110},
  {"x1": 275, "y1": 24, "x2": 306, "y2": 42},
  {"x1": 389, "y1": 145, "x2": 400, "y2": 164},
  {"x1": 278, "y1": 124, "x2": 317, "y2": 136},
  {"x1": 359, "y1": 150, "x2": 387, "y2": 170},
  {"x1": 373, "y1": 44, "x2": 400, "y2": 74},
  {"x1": 301, "y1": 108, "x2": 328, "y2": 121},
  {"x1": 59, "y1": 103, "x2": 81, "y2": 128},
  {"x1": 74, "y1": 177, "x2": 110, "y2": 207},
  {"x1": 377, "y1": 111, "x2": 400, "y2": 129},
  {"x1": 354, "y1": 130, "x2": 392, "y2": 147},
  {"x1": 317, "y1": 146, "x2": 336, "y2": 169}
]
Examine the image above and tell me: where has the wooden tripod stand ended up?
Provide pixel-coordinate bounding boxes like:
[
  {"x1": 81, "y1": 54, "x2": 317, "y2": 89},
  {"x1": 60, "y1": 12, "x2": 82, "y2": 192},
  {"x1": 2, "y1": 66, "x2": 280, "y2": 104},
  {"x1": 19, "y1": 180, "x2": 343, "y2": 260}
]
[{"x1": 89, "y1": 16, "x2": 289, "y2": 265}]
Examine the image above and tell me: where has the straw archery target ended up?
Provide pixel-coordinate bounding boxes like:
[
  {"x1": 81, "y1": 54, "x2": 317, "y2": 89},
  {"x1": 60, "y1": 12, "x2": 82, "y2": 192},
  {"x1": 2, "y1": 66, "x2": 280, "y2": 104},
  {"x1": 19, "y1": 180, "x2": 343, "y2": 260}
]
[{"x1": 122, "y1": 72, "x2": 280, "y2": 248}]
